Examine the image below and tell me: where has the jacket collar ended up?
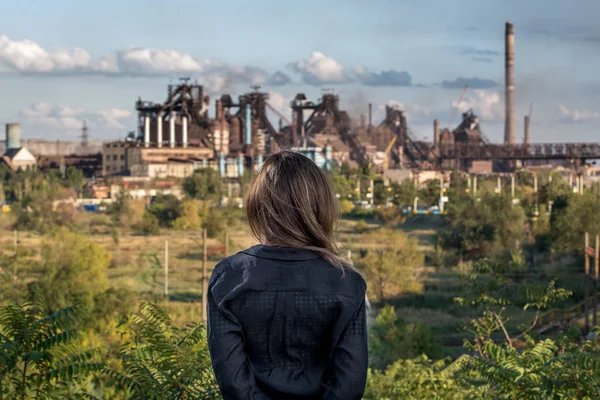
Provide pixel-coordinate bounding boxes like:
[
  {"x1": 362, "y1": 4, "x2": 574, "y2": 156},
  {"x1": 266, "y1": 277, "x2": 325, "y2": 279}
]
[{"x1": 242, "y1": 244, "x2": 321, "y2": 261}]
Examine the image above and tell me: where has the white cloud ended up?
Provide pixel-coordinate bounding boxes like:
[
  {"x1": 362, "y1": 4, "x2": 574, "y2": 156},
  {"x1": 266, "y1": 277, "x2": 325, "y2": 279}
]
[
  {"x1": 557, "y1": 105, "x2": 600, "y2": 122},
  {"x1": 452, "y1": 90, "x2": 503, "y2": 121},
  {"x1": 288, "y1": 51, "x2": 350, "y2": 85},
  {"x1": 0, "y1": 35, "x2": 93, "y2": 73},
  {"x1": 380, "y1": 100, "x2": 432, "y2": 122},
  {"x1": 0, "y1": 35, "x2": 280, "y2": 87},
  {"x1": 18, "y1": 103, "x2": 132, "y2": 133}
]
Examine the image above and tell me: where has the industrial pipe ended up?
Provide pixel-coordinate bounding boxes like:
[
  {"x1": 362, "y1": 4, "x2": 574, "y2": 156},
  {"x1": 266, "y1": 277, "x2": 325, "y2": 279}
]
[
  {"x1": 245, "y1": 104, "x2": 251, "y2": 145},
  {"x1": 144, "y1": 116, "x2": 150, "y2": 148},
  {"x1": 182, "y1": 116, "x2": 188, "y2": 148},
  {"x1": 238, "y1": 154, "x2": 245, "y2": 177},
  {"x1": 219, "y1": 152, "x2": 226, "y2": 177},
  {"x1": 169, "y1": 112, "x2": 175, "y2": 148},
  {"x1": 524, "y1": 115, "x2": 530, "y2": 145},
  {"x1": 157, "y1": 115, "x2": 163, "y2": 148}
]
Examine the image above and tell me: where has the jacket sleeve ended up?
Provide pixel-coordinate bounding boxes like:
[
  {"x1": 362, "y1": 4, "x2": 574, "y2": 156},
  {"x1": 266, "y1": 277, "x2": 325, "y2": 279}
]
[
  {"x1": 207, "y1": 269, "x2": 271, "y2": 400},
  {"x1": 323, "y1": 297, "x2": 368, "y2": 400}
]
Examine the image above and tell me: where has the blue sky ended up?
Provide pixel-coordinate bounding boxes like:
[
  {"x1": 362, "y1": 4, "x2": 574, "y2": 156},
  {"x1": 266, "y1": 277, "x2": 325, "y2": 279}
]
[{"x1": 0, "y1": 0, "x2": 599, "y2": 143}]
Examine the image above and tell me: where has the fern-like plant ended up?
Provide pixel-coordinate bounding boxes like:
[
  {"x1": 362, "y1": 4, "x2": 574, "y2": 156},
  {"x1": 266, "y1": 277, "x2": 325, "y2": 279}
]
[
  {"x1": 0, "y1": 300, "x2": 104, "y2": 399},
  {"x1": 108, "y1": 301, "x2": 220, "y2": 400}
]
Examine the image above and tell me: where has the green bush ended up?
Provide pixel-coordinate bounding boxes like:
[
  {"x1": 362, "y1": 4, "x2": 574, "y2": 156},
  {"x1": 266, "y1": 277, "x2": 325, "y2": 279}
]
[
  {"x1": 134, "y1": 212, "x2": 160, "y2": 236},
  {"x1": 355, "y1": 220, "x2": 368, "y2": 233}
]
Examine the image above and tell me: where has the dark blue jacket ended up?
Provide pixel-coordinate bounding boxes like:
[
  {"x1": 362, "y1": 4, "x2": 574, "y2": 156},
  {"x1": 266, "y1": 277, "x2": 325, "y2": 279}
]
[{"x1": 207, "y1": 244, "x2": 368, "y2": 400}]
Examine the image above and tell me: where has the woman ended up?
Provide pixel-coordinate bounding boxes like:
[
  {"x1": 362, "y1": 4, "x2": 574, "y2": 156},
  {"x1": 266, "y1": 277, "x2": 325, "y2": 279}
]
[{"x1": 207, "y1": 150, "x2": 368, "y2": 400}]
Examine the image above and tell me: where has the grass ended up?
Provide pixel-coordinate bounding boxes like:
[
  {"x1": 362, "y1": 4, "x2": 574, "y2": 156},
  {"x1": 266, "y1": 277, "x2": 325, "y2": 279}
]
[{"x1": 1, "y1": 212, "x2": 584, "y2": 356}]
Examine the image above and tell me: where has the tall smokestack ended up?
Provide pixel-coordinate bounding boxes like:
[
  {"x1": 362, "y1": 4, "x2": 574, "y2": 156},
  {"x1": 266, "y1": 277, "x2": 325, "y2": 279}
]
[
  {"x1": 368, "y1": 104, "x2": 372, "y2": 128},
  {"x1": 524, "y1": 115, "x2": 530, "y2": 145},
  {"x1": 433, "y1": 119, "x2": 440, "y2": 146},
  {"x1": 504, "y1": 22, "x2": 516, "y2": 144}
]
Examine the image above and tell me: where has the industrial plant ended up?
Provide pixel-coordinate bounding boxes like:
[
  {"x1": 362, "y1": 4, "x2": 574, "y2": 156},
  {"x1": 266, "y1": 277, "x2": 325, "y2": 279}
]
[{"x1": 3, "y1": 22, "x2": 600, "y2": 185}]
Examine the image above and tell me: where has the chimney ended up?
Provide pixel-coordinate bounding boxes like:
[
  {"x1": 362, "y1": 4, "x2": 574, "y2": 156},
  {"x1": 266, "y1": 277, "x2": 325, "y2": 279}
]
[
  {"x1": 524, "y1": 115, "x2": 530, "y2": 145},
  {"x1": 216, "y1": 99, "x2": 223, "y2": 121},
  {"x1": 368, "y1": 104, "x2": 373, "y2": 128},
  {"x1": 433, "y1": 119, "x2": 440, "y2": 146},
  {"x1": 504, "y1": 22, "x2": 516, "y2": 144}
]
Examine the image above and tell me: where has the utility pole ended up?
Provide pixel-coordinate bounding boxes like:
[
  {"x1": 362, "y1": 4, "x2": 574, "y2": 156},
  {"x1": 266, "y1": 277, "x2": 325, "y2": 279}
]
[
  {"x1": 164, "y1": 241, "x2": 169, "y2": 298},
  {"x1": 473, "y1": 175, "x2": 478, "y2": 196},
  {"x1": 497, "y1": 176, "x2": 502, "y2": 194},
  {"x1": 585, "y1": 233, "x2": 591, "y2": 333},
  {"x1": 202, "y1": 228, "x2": 208, "y2": 323},
  {"x1": 511, "y1": 174, "x2": 515, "y2": 198},
  {"x1": 533, "y1": 174, "x2": 538, "y2": 193},
  {"x1": 595, "y1": 235, "x2": 599, "y2": 328}
]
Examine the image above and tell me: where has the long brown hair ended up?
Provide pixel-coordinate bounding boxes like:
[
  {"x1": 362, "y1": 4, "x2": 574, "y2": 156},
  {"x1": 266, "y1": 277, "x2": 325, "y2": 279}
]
[{"x1": 245, "y1": 150, "x2": 348, "y2": 270}]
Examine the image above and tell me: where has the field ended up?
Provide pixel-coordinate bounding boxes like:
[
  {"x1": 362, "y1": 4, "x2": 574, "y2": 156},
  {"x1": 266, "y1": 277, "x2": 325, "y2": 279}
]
[{"x1": 0, "y1": 211, "x2": 586, "y2": 355}]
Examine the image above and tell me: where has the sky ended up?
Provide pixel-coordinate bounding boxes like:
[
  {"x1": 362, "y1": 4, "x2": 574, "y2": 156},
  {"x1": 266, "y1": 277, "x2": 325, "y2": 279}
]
[{"x1": 1, "y1": 0, "x2": 599, "y2": 143}]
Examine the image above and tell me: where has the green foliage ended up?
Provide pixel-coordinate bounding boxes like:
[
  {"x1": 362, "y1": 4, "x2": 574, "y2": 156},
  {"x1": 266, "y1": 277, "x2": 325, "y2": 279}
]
[
  {"x1": 0, "y1": 301, "x2": 104, "y2": 399},
  {"x1": 550, "y1": 192, "x2": 600, "y2": 254},
  {"x1": 390, "y1": 179, "x2": 417, "y2": 207},
  {"x1": 147, "y1": 194, "x2": 182, "y2": 228},
  {"x1": 65, "y1": 167, "x2": 85, "y2": 197},
  {"x1": 106, "y1": 191, "x2": 145, "y2": 229},
  {"x1": 442, "y1": 193, "x2": 526, "y2": 260},
  {"x1": 369, "y1": 305, "x2": 440, "y2": 370},
  {"x1": 354, "y1": 229, "x2": 424, "y2": 302},
  {"x1": 374, "y1": 206, "x2": 405, "y2": 228},
  {"x1": 364, "y1": 356, "x2": 478, "y2": 400},
  {"x1": 134, "y1": 212, "x2": 161, "y2": 236},
  {"x1": 203, "y1": 208, "x2": 226, "y2": 238},
  {"x1": 418, "y1": 179, "x2": 442, "y2": 207},
  {"x1": 338, "y1": 199, "x2": 355, "y2": 215},
  {"x1": 31, "y1": 228, "x2": 111, "y2": 313},
  {"x1": 182, "y1": 168, "x2": 222, "y2": 201},
  {"x1": 355, "y1": 220, "x2": 368, "y2": 233},
  {"x1": 108, "y1": 302, "x2": 220, "y2": 400},
  {"x1": 172, "y1": 200, "x2": 204, "y2": 230}
]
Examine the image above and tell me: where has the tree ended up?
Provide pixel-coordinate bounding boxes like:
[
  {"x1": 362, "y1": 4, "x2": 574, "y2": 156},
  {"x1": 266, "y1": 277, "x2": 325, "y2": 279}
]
[
  {"x1": 134, "y1": 212, "x2": 161, "y2": 236},
  {"x1": 354, "y1": 229, "x2": 424, "y2": 302},
  {"x1": 442, "y1": 193, "x2": 526, "y2": 260},
  {"x1": 418, "y1": 179, "x2": 441, "y2": 207},
  {"x1": 391, "y1": 179, "x2": 417, "y2": 207},
  {"x1": 369, "y1": 305, "x2": 439, "y2": 370},
  {"x1": 147, "y1": 194, "x2": 182, "y2": 227},
  {"x1": 173, "y1": 200, "x2": 204, "y2": 230},
  {"x1": 0, "y1": 301, "x2": 104, "y2": 399},
  {"x1": 374, "y1": 206, "x2": 406, "y2": 228},
  {"x1": 550, "y1": 192, "x2": 600, "y2": 254},
  {"x1": 182, "y1": 168, "x2": 222, "y2": 201},
  {"x1": 65, "y1": 166, "x2": 85, "y2": 197},
  {"x1": 108, "y1": 302, "x2": 220, "y2": 400},
  {"x1": 31, "y1": 228, "x2": 111, "y2": 313}
]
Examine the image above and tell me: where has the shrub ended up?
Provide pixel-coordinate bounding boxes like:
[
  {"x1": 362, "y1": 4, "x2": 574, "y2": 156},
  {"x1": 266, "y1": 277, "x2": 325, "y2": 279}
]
[{"x1": 355, "y1": 220, "x2": 368, "y2": 233}]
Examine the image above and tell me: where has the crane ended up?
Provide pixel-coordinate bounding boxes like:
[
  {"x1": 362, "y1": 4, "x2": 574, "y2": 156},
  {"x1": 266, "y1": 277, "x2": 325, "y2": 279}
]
[{"x1": 448, "y1": 85, "x2": 468, "y2": 130}]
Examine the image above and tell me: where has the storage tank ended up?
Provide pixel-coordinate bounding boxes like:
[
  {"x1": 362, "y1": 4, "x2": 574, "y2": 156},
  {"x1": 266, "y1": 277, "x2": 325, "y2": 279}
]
[{"x1": 6, "y1": 123, "x2": 21, "y2": 150}]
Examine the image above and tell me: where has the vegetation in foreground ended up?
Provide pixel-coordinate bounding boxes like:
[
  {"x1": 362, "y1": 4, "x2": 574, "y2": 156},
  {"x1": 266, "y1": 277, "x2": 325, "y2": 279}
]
[{"x1": 2, "y1": 165, "x2": 600, "y2": 398}]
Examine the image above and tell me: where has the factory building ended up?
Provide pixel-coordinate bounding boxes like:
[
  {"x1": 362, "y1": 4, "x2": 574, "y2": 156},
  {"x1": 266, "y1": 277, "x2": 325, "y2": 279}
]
[{"x1": 1, "y1": 123, "x2": 37, "y2": 171}]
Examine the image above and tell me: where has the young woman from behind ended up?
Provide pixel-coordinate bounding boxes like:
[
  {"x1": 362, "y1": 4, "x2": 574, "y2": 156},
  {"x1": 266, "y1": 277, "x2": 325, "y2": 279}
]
[{"x1": 207, "y1": 150, "x2": 368, "y2": 400}]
